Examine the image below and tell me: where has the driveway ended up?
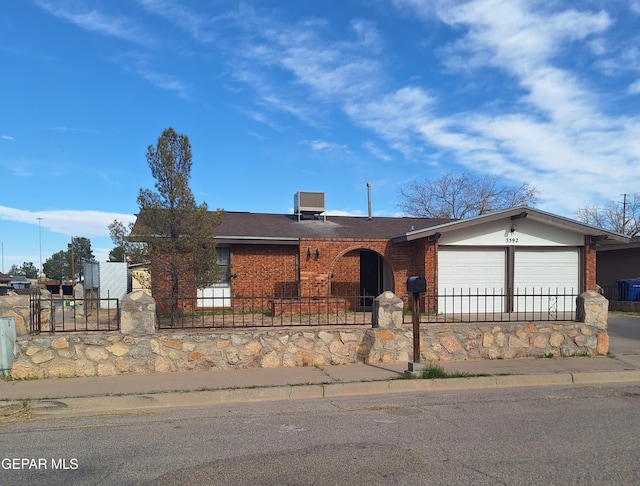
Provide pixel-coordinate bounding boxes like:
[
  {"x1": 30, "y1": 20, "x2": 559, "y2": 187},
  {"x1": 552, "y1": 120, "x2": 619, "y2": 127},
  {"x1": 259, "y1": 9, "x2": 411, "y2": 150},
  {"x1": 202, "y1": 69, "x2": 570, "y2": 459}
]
[{"x1": 608, "y1": 313, "x2": 640, "y2": 367}]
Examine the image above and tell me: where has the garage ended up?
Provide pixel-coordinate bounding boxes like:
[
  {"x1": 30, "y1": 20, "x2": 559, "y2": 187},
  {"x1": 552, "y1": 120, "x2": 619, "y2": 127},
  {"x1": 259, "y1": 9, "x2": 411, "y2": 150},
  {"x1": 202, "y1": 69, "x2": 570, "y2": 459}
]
[
  {"x1": 437, "y1": 247, "x2": 580, "y2": 315},
  {"x1": 391, "y1": 206, "x2": 629, "y2": 320},
  {"x1": 437, "y1": 247, "x2": 506, "y2": 314},
  {"x1": 513, "y1": 248, "x2": 579, "y2": 313}
]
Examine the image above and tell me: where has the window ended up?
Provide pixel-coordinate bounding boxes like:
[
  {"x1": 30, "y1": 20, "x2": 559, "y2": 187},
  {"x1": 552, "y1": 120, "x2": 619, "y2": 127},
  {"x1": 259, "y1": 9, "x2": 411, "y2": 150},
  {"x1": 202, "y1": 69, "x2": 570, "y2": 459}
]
[{"x1": 215, "y1": 247, "x2": 230, "y2": 285}]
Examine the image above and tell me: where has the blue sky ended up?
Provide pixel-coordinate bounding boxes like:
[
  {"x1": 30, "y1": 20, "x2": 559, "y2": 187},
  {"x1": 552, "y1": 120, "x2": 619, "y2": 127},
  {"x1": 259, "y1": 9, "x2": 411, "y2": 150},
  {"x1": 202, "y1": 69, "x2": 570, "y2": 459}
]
[{"x1": 2, "y1": 0, "x2": 640, "y2": 273}]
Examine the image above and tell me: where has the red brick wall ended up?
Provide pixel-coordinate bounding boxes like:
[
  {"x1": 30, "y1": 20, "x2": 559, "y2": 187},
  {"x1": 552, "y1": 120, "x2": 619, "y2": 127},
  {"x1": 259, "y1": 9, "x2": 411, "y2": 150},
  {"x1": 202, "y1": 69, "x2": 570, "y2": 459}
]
[
  {"x1": 152, "y1": 238, "x2": 436, "y2": 312},
  {"x1": 584, "y1": 238, "x2": 597, "y2": 291},
  {"x1": 230, "y1": 244, "x2": 299, "y2": 297},
  {"x1": 299, "y1": 237, "x2": 434, "y2": 301},
  {"x1": 150, "y1": 253, "x2": 198, "y2": 314},
  {"x1": 327, "y1": 249, "x2": 359, "y2": 297}
]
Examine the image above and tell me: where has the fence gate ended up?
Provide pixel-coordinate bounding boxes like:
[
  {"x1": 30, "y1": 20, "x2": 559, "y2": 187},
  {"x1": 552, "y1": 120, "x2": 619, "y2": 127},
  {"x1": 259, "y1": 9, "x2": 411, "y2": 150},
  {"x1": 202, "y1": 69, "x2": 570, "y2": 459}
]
[{"x1": 29, "y1": 291, "x2": 42, "y2": 335}]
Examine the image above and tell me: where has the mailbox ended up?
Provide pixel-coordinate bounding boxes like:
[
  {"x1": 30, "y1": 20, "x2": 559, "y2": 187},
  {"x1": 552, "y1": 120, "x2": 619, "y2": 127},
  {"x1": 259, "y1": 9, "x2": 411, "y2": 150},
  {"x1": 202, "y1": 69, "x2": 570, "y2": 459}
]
[{"x1": 406, "y1": 276, "x2": 426, "y2": 294}]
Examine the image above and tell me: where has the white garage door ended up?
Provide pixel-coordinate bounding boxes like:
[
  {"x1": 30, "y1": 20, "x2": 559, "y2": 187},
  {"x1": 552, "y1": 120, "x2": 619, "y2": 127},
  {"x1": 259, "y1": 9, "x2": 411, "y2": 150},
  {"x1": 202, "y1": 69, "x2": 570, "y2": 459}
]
[
  {"x1": 438, "y1": 248, "x2": 506, "y2": 314},
  {"x1": 514, "y1": 249, "x2": 579, "y2": 314}
]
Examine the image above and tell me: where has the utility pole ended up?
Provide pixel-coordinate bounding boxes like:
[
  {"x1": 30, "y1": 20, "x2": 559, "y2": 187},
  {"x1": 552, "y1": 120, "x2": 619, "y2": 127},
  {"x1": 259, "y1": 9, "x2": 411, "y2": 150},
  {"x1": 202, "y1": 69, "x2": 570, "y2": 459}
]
[
  {"x1": 37, "y1": 217, "x2": 43, "y2": 278},
  {"x1": 70, "y1": 237, "x2": 75, "y2": 288},
  {"x1": 622, "y1": 193, "x2": 628, "y2": 235}
]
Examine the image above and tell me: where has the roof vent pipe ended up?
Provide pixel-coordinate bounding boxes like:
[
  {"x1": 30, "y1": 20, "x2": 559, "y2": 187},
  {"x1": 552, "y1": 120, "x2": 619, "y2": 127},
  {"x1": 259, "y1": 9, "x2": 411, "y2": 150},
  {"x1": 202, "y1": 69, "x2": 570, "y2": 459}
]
[{"x1": 367, "y1": 182, "x2": 372, "y2": 220}]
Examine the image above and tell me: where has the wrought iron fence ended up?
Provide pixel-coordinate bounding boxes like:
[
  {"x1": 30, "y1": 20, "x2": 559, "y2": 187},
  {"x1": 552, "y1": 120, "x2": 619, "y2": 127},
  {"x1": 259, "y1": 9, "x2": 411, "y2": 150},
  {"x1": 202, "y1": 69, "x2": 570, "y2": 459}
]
[
  {"x1": 156, "y1": 288, "x2": 579, "y2": 329},
  {"x1": 29, "y1": 292, "x2": 120, "y2": 334},
  {"x1": 157, "y1": 292, "x2": 375, "y2": 329},
  {"x1": 414, "y1": 288, "x2": 579, "y2": 323},
  {"x1": 599, "y1": 285, "x2": 618, "y2": 301}
]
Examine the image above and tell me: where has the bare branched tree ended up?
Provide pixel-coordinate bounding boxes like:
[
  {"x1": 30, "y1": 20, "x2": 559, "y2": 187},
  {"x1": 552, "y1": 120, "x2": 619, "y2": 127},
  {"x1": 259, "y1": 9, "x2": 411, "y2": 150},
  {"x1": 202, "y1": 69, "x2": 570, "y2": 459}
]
[
  {"x1": 397, "y1": 171, "x2": 539, "y2": 219},
  {"x1": 575, "y1": 193, "x2": 640, "y2": 236}
]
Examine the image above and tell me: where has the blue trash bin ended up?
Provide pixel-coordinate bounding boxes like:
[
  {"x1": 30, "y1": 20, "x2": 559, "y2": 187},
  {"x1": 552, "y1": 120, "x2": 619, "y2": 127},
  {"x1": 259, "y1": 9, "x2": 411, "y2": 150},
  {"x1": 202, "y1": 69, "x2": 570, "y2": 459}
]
[
  {"x1": 618, "y1": 280, "x2": 630, "y2": 300},
  {"x1": 627, "y1": 280, "x2": 640, "y2": 301}
]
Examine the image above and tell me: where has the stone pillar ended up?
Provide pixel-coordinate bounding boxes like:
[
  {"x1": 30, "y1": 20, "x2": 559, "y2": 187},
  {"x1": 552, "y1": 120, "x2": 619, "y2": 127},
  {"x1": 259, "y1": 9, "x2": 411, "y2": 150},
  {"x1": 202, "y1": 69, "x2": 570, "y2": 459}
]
[
  {"x1": 372, "y1": 291, "x2": 404, "y2": 329},
  {"x1": 576, "y1": 290, "x2": 608, "y2": 355},
  {"x1": 120, "y1": 291, "x2": 157, "y2": 335},
  {"x1": 0, "y1": 295, "x2": 30, "y2": 336}
]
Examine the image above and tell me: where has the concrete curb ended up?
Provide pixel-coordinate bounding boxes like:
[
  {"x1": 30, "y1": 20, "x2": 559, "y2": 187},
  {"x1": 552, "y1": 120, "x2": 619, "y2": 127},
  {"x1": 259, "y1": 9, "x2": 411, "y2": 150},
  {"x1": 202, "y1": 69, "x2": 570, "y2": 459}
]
[
  {"x1": 5, "y1": 370, "x2": 638, "y2": 418},
  {"x1": 571, "y1": 369, "x2": 640, "y2": 385}
]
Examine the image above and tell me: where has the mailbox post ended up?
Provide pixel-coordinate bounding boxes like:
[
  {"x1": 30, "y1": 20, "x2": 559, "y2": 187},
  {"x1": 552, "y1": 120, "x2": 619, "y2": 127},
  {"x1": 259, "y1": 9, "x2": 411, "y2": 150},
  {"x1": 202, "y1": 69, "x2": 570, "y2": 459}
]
[{"x1": 406, "y1": 276, "x2": 426, "y2": 373}]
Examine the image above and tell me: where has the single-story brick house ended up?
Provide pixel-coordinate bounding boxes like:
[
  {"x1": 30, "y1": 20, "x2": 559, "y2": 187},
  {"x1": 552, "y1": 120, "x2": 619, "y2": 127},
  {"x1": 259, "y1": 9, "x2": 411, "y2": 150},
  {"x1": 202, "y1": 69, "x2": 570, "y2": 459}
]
[{"x1": 133, "y1": 193, "x2": 629, "y2": 315}]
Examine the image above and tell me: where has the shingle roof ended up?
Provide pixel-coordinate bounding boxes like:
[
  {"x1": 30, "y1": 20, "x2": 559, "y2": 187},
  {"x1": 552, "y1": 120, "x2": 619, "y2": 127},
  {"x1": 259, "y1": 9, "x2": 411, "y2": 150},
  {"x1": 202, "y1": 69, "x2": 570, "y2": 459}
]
[
  {"x1": 215, "y1": 212, "x2": 451, "y2": 241},
  {"x1": 132, "y1": 210, "x2": 452, "y2": 243}
]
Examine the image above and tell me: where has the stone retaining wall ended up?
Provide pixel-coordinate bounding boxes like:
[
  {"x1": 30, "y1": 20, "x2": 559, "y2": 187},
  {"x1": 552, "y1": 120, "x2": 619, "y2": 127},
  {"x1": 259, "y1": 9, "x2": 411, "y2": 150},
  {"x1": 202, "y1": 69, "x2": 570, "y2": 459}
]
[
  {"x1": 0, "y1": 294, "x2": 31, "y2": 336},
  {"x1": 6, "y1": 289, "x2": 610, "y2": 379},
  {"x1": 10, "y1": 321, "x2": 607, "y2": 379}
]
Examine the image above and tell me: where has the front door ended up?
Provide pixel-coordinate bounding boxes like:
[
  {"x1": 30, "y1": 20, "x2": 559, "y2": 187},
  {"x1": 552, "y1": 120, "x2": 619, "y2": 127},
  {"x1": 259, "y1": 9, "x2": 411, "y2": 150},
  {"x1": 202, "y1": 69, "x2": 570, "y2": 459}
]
[{"x1": 360, "y1": 250, "x2": 383, "y2": 310}]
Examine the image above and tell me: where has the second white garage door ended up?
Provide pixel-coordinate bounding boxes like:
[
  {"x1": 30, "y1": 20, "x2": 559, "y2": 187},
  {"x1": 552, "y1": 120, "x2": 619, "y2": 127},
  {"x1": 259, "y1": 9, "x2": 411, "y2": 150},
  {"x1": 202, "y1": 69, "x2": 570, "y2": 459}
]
[
  {"x1": 437, "y1": 248, "x2": 506, "y2": 314},
  {"x1": 513, "y1": 249, "x2": 579, "y2": 313}
]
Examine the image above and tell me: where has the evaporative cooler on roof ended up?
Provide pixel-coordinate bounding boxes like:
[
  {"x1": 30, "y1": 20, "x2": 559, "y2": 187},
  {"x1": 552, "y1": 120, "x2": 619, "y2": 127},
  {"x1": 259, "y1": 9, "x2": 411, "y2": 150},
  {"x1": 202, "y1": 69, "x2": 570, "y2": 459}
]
[{"x1": 294, "y1": 191, "x2": 326, "y2": 221}]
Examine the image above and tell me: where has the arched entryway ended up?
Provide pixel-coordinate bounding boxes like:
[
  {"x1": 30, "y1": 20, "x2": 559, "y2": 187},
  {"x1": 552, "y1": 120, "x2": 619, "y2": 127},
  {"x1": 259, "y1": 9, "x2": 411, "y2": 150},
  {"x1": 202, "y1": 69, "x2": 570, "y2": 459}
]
[
  {"x1": 360, "y1": 249, "x2": 394, "y2": 305},
  {"x1": 330, "y1": 248, "x2": 394, "y2": 310}
]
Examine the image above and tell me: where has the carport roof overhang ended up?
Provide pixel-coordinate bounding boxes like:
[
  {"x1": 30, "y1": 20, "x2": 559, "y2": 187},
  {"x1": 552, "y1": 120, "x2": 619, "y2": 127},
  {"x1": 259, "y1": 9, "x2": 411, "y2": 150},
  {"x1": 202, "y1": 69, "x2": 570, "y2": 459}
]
[{"x1": 390, "y1": 206, "x2": 630, "y2": 245}]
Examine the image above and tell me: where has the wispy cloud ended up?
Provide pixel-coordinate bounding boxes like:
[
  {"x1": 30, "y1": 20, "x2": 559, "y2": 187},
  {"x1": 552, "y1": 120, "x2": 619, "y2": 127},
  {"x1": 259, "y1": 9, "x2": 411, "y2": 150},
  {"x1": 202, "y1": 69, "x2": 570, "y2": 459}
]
[
  {"x1": 345, "y1": 86, "x2": 436, "y2": 159},
  {"x1": 111, "y1": 51, "x2": 191, "y2": 99},
  {"x1": 362, "y1": 141, "x2": 393, "y2": 162},
  {"x1": 225, "y1": 9, "x2": 385, "y2": 123},
  {"x1": 1, "y1": 135, "x2": 14, "y2": 141},
  {"x1": 238, "y1": 109, "x2": 283, "y2": 132},
  {"x1": 303, "y1": 139, "x2": 350, "y2": 153},
  {"x1": 34, "y1": 0, "x2": 152, "y2": 45},
  {"x1": 135, "y1": 0, "x2": 218, "y2": 43},
  {"x1": 0, "y1": 206, "x2": 136, "y2": 238},
  {"x1": 371, "y1": 0, "x2": 640, "y2": 212},
  {"x1": 42, "y1": 126, "x2": 97, "y2": 133},
  {"x1": 137, "y1": 69, "x2": 190, "y2": 99}
]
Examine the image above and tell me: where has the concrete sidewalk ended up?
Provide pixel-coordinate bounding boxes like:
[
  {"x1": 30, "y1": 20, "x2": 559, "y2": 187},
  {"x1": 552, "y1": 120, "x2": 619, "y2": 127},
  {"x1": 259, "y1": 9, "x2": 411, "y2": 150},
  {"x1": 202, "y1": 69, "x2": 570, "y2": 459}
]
[{"x1": 2, "y1": 354, "x2": 640, "y2": 417}]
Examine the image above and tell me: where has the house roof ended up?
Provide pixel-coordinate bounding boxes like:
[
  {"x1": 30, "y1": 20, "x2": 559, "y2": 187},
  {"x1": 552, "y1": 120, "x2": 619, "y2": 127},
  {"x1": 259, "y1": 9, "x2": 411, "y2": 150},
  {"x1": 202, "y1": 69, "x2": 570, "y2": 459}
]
[
  {"x1": 214, "y1": 212, "x2": 451, "y2": 244},
  {"x1": 132, "y1": 210, "x2": 451, "y2": 245},
  {"x1": 390, "y1": 206, "x2": 630, "y2": 245},
  {"x1": 132, "y1": 206, "x2": 629, "y2": 246},
  {"x1": 596, "y1": 236, "x2": 640, "y2": 252}
]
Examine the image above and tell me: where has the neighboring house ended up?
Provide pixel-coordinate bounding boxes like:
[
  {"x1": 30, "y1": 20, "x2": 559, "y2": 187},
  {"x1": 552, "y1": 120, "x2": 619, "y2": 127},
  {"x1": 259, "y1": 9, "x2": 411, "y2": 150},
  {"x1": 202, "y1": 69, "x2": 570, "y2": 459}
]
[
  {"x1": 132, "y1": 193, "x2": 629, "y2": 315},
  {"x1": 596, "y1": 238, "x2": 640, "y2": 299},
  {"x1": 0, "y1": 273, "x2": 10, "y2": 296},
  {"x1": 0, "y1": 274, "x2": 31, "y2": 293},
  {"x1": 9, "y1": 275, "x2": 32, "y2": 289}
]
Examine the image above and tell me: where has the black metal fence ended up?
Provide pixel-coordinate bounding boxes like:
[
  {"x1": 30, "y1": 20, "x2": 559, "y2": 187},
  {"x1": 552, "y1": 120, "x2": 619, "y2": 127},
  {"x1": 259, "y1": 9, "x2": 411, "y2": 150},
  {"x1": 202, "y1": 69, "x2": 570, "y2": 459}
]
[
  {"x1": 417, "y1": 288, "x2": 579, "y2": 323},
  {"x1": 600, "y1": 285, "x2": 618, "y2": 301},
  {"x1": 600, "y1": 283, "x2": 640, "y2": 302},
  {"x1": 156, "y1": 288, "x2": 579, "y2": 329},
  {"x1": 30, "y1": 292, "x2": 120, "y2": 334},
  {"x1": 157, "y1": 292, "x2": 375, "y2": 329}
]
